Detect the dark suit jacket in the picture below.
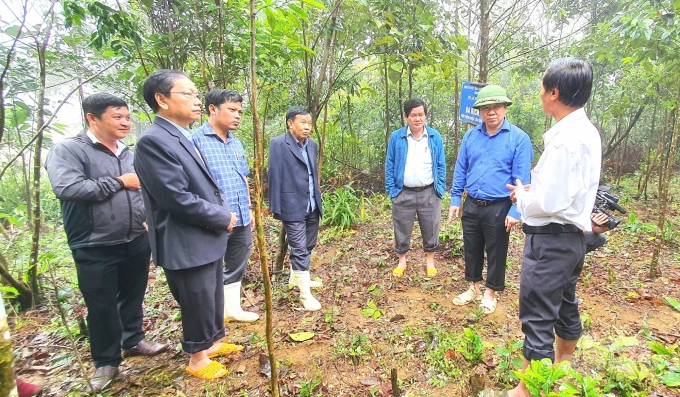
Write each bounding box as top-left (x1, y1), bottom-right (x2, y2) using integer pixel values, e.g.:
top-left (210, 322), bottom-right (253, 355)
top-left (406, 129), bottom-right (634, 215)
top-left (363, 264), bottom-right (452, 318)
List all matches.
top-left (135, 117), bottom-right (232, 271)
top-left (268, 132), bottom-right (323, 222)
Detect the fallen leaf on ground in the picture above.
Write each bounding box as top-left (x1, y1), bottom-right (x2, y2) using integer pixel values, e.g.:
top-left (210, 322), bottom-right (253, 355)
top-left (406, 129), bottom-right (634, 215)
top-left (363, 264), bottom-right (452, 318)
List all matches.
top-left (289, 332), bottom-right (315, 342)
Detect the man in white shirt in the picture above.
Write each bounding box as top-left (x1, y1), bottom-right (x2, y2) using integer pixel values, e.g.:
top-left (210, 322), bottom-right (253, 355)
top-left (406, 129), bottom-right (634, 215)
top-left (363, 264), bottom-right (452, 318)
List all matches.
top-left (506, 58), bottom-right (601, 397)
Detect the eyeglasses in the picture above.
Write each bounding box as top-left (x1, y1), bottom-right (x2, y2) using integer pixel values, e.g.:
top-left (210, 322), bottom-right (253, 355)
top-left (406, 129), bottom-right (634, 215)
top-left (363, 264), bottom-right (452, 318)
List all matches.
top-left (170, 91), bottom-right (203, 100)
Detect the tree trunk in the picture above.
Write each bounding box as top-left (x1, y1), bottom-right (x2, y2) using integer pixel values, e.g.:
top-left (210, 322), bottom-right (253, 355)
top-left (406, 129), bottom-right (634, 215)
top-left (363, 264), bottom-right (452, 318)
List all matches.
top-left (0, 292), bottom-right (18, 397)
top-left (398, 66), bottom-right (404, 127)
top-left (318, 102), bottom-right (329, 182)
top-left (249, 1), bottom-right (279, 395)
top-left (274, 228), bottom-right (287, 274)
top-left (384, 55), bottom-right (390, 148)
top-left (650, 85), bottom-right (680, 278)
top-left (0, 251), bottom-right (33, 310)
top-left (478, 0), bottom-right (489, 83)
top-left (638, 100), bottom-right (658, 194)
top-left (27, 28), bottom-right (52, 304)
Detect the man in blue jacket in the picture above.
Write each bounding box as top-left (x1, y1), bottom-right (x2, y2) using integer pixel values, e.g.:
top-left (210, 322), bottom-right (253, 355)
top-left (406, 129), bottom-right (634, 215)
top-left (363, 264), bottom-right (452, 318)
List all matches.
top-left (449, 85), bottom-right (533, 315)
top-left (385, 98), bottom-right (446, 278)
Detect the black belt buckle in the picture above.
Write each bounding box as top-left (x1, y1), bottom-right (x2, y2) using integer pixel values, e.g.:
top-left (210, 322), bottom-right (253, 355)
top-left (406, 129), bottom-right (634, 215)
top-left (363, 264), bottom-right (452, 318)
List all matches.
top-left (405, 183), bottom-right (432, 192)
top-left (475, 199), bottom-right (488, 206)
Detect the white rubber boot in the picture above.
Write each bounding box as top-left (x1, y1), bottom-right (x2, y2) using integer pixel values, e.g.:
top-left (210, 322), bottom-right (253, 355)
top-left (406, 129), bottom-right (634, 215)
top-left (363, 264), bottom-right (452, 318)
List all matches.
top-left (223, 282), bottom-right (259, 322)
top-left (291, 270), bottom-right (321, 311)
top-left (289, 267), bottom-right (323, 289)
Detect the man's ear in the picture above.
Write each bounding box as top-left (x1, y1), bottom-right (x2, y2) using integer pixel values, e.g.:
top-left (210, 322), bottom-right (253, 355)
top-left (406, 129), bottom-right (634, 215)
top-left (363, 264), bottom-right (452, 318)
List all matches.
top-left (551, 87), bottom-right (560, 101)
top-left (85, 113), bottom-right (97, 126)
top-left (155, 93), bottom-right (169, 110)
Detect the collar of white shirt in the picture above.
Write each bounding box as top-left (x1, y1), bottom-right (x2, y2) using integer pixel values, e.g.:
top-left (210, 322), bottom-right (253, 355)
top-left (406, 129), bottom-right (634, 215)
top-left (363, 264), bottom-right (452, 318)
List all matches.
top-left (406, 126), bottom-right (428, 140)
top-left (543, 108), bottom-right (588, 146)
top-left (86, 130), bottom-right (125, 157)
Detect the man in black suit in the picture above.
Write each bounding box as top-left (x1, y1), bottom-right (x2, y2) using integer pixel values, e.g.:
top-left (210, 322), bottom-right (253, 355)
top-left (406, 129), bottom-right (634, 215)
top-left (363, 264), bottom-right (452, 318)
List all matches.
top-left (135, 70), bottom-right (239, 379)
top-left (268, 106), bottom-right (323, 311)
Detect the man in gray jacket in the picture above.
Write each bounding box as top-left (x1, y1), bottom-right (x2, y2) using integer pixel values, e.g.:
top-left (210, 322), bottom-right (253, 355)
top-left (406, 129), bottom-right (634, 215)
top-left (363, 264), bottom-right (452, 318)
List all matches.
top-left (45, 93), bottom-right (167, 392)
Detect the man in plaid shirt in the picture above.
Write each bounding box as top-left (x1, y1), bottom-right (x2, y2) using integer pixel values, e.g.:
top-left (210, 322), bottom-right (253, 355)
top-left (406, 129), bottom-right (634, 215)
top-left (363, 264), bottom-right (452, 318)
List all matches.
top-left (192, 89), bottom-right (258, 322)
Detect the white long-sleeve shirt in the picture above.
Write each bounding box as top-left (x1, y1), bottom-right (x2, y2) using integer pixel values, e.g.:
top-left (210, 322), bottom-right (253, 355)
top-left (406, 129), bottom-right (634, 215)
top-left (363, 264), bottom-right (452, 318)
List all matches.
top-left (514, 108), bottom-right (601, 231)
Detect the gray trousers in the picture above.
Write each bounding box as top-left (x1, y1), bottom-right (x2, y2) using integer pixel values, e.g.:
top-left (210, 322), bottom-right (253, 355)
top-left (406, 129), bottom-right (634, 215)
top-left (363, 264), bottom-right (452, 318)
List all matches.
top-left (282, 210), bottom-right (320, 271)
top-left (391, 186), bottom-right (441, 254)
top-left (223, 224), bottom-right (253, 285)
top-left (519, 232), bottom-right (585, 362)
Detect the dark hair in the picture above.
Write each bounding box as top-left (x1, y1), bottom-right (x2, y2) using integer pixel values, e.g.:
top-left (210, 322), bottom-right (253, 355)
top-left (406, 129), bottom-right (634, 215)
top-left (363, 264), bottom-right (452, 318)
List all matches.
top-left (205, 89), bottom-right (243, 110)
top-left (142, 69), bottom-right (189, 113)
top-left (403, 98), bottom-right (428, 117)
top-left (82, 93), bottom-right (128, 126)
top-left (285, 106), bottom-right (310, 127)
top-left (542, 58), bottom-right (593, 108)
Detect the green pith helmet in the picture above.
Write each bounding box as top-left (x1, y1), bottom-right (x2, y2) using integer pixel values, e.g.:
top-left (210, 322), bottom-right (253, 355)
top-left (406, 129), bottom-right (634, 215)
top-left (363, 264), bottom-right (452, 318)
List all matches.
top-left (472, 85), bottom-right (513, 109)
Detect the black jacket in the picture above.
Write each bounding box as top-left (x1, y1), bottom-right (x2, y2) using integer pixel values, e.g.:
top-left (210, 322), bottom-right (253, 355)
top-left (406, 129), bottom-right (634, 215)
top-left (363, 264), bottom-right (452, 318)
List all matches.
top-left (45, 131), bottom-right (146, 249)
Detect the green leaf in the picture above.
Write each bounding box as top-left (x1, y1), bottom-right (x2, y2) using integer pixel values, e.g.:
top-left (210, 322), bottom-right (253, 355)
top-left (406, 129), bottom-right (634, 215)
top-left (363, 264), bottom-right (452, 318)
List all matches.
top-left (610, 336), bottom-right (638, 351)
top-left (289, 332), bottom-right (315, 342)
top-left (139, 0), bottom-right (153, 8)
top-left (648, 341), bottom-right (674, 356)
top-left (4, 26), bottom-right (20, 37)
top-left (299, 0), bottom-right (325, 9)
top-left (287, 3), bottom-right (309, 22)
top-left (660, 372), bottom-right (680, 387)
top-left (665, 296), bottom-right (680, 312)
top-left (0, 286), bottom-right (19, 298)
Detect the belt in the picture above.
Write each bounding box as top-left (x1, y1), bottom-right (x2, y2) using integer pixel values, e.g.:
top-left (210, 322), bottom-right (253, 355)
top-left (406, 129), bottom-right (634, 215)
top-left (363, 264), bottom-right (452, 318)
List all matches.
top-left (467, 196), bottom-right (510, 206)
top-left (403, 183), bottom-right (433, 192)
top-left (522, 223), bottom-right (581, 234)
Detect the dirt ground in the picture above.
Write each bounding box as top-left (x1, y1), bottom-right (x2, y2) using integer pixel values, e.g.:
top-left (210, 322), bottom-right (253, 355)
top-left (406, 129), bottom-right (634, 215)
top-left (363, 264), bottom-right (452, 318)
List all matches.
top-left (8, 193), bottom-right (680, 396)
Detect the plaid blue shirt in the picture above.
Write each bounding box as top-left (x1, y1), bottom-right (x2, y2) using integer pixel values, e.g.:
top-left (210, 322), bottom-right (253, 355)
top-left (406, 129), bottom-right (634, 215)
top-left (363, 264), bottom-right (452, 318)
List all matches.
top-left (192, 121), bottom-right (251, 226)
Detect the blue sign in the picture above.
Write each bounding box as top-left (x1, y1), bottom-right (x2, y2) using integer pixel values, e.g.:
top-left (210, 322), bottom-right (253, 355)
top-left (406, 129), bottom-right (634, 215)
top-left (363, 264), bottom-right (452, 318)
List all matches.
top-left (459, 81), bottom-right (482, 125)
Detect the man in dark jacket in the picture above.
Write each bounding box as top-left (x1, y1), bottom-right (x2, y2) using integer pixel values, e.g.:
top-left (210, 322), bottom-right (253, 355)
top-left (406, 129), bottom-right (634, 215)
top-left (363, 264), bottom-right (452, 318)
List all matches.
top-left (45, 93), bottom-right (167, 392)
top-left (135, 70), bottom-right (239, 380)
top-left (268, 106), bottom-right (323, 311)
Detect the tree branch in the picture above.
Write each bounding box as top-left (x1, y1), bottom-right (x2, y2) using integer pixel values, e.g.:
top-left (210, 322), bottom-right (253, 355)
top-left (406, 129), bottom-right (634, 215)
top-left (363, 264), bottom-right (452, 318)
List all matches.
top-left (0, 59), bottom-right (121, 179)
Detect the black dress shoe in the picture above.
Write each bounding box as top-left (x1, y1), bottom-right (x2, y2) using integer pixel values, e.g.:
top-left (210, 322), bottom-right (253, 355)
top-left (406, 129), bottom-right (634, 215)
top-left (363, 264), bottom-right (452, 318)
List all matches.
top-left (122, 339), bottom-right (168, 357)
top-left (90, 365), bottom-right (119, 392)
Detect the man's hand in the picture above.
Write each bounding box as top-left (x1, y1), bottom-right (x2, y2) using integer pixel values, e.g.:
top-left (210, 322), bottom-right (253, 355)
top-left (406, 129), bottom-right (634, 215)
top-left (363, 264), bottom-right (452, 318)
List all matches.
top-left (118, 173), bottom-right (140, 190)
top-left (506, 180), bottom-right (529, 203)
top-left (227, 212), bottom-right (237, 232)
top-left (505, 215), bottom-right (519, 232)
top-left (591, 212), bottom-right (610, 234)
top-left (448, 206), bottom-right (460, 222)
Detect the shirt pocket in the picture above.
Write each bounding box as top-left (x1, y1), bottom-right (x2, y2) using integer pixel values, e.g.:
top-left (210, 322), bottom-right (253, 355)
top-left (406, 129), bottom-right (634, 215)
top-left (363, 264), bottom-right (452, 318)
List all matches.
top-left (492, 143), bottom-right (514, 168)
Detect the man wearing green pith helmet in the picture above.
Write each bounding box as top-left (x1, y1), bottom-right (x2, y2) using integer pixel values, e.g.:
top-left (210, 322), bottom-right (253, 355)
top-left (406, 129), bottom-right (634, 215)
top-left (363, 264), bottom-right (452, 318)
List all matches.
top-left (448, 85), bottom-right (533, 315)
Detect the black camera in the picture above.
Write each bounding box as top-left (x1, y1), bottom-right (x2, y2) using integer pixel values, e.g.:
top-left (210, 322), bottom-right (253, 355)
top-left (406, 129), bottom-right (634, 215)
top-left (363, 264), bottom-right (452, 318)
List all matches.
top-left (593, 186), bottom-right (626, 230)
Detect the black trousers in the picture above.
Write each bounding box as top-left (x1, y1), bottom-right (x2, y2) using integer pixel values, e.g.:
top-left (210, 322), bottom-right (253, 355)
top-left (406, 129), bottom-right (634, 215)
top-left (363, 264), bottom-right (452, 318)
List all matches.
top-left (519, 232), bottom-right (586, 362)
top-left (461, 199), bottom-right (512, 291)
top-left (223, 224), bottom-right (253, 285)
top-left (164, 260), bottom-right (225, 353)
top-left (282, 210), bottom-right (320, 271)
top-left (72, 233), bottom-right (150, 368)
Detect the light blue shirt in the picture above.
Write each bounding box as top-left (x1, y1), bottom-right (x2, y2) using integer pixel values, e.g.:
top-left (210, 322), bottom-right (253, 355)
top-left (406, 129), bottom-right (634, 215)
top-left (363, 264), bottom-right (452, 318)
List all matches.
top-left (156, 115), bottom-right (192, 140)
top-left (297, 139), bottom-right (317, 212)
top-left (450, 118), bottom-right (533, 220)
